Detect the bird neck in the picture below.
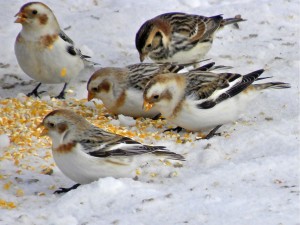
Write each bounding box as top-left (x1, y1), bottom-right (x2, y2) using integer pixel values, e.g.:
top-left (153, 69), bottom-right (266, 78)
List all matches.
top-left (20, 21), bottom-right (60, 41)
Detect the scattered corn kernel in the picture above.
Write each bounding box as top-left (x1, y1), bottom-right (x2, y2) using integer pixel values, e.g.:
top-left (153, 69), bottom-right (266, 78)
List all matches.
top-left (16, 189), bottom-right (24, 197)
top-left (135, 169), bottom-right (141, 176)
top-left (150, 173), bottom-right (157, 177)
top-left (3, 182), bottom-right (12, 190)
top-left (0, 199), bottom-right (16, 209)
top-left (41, 167), bottom-right (54, 175)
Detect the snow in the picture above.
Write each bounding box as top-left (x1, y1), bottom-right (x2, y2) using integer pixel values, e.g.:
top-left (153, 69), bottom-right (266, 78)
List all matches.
top-left (118, 115), bottom-right (136, 127)
top-left (0, 0), bottom-right (299, 224)
top-left (0, 134), bottom-right (10, 149)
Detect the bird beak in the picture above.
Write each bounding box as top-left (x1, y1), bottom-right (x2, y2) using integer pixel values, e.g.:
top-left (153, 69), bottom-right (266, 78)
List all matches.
top-left (14, 12), bottom-right (28, 24)
top-left (37, 123), bottom-right (48, 136)
top-left (143, 100), bottom-right (153, 111)
top-left (40, 127), bottom-right (49, 137)
top-left (139, 53), bottom-right (145, 62)
top-left (87, 92), bottom-right (95, 101)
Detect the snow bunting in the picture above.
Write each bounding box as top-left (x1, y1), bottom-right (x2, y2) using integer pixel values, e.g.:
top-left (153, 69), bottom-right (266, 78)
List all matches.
top-left (135, 12), bottom-right (245, 65)
top-left (143, 69), bottom-right (290, 132)
top-left (14, 2), bottom-right (96, 99)
top-left (87, 62), bottom-right (225, 118)
top-left (40, 109), bottom-right (184, 193)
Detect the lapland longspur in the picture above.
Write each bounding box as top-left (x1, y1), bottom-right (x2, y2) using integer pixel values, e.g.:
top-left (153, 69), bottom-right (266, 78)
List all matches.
top-left (136, 12), bottom-right (245, 65)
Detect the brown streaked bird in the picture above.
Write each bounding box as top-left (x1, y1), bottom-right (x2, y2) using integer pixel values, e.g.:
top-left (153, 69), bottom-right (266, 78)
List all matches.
top-left (135, 12), bottom-right (245, 65)
top-left (87, 62), bottom-right (226, 119)
top-left (14, 2), bottom-right (97, 99)
top-left (143, 69), bottom-right (290, 133)
top-left (40, 109), bottom-right (184, 193)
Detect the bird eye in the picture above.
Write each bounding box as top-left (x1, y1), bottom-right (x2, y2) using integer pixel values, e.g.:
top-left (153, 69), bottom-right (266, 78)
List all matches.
top-left (153, 95), bottom-right (159, 100)
top-left (92, 87), bottom-right (98, 92)
top-left (32, 10), bottom-right (38, 15)
top-left (48, 122), bottom-right (55, 128)
top-left (146, 43), bottom-right (152, 49)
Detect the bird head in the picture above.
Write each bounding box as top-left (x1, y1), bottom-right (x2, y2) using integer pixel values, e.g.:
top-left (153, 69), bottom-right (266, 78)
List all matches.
top-left (15, 2), bottom-right (60, 34)
top-left (143, 73), bottom-right (185, 112)
top-left (135, 19), bottom-right (169, 62)
top-left (39, 109), bottom-right (89, 147)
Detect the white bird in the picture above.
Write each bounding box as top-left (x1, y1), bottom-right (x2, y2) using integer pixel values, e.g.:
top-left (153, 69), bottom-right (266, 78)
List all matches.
top-left (14, 2), bottom-right (96, 99)
top-left (143, 69), bottom-right (290, 133)
top-left (40, 109), bottom-right (184, 193)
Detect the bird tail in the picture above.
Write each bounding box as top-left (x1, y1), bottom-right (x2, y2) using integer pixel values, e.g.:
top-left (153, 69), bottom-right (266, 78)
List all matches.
top-left (197, 69), bottom-right (265, 109)
top-left (82, 57), bottom-right (100, 67)
top-left (253, 82), bottom-right (291, 90)
top-left (153, 150), bottom-right (185, 161)
top-left (220, 69), bottom-right (265, 98)
top-left (221, 15), bottom-right (246, 28)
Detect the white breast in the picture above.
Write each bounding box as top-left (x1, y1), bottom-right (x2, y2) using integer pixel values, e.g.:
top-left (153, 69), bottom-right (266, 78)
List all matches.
top-left (15, 35), bottom-right (85, 84)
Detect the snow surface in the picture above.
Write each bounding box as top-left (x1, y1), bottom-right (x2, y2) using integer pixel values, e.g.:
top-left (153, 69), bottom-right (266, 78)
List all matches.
top-left (0, 0), bottom-right (299, 224)
top-left (0, 134), bottom-right (10, 149)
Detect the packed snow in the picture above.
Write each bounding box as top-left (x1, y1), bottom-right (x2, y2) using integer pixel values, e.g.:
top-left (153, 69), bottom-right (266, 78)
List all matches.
top-left (0, 0), bottom-right (299, 225)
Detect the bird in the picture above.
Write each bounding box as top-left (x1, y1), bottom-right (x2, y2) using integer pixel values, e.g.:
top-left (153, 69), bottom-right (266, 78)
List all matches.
top-left (143, 69), bottom-right (291, 134)
top-left (87, 61), bottom-right (227, 119)
top-left (135, 12), bottom-right (245, 65)
top-left (40, 109), bottom-right (184, 193)
top-left (14, 2), bottom-right (96, 99)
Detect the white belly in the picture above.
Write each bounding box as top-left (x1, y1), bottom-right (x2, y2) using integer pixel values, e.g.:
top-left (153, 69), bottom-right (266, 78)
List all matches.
top-left (52, 146), bottom-right (135, 184)
top-left (15, 37), bottom-right (84, 84)
top-left (167, 93), bottom-right (257, 132)
top-left (152, 41), bottom-right (212, 64)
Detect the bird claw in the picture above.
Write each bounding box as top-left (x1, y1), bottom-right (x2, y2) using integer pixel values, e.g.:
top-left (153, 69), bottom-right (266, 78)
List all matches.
top-left (27, 83), bottom-right (45, 98)
top-left (198, 125), bottom-right (222, 140)
top-left (54, 91), bottom-right (66, 99)
top-left (27, 90), bottom-right (46, 98)
top-left (54, 183), bottom-right (80, 194)
top-left (54, 83), bottom-right (68, 99)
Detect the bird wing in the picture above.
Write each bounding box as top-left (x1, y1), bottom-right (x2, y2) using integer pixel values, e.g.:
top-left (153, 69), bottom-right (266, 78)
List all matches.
top-left (59, 30), bottom-right (74, 45)
top-left (193, 69), bottom-right (265, 109)
top-left (185, 71), bottom-right (241, 101)
top-left (126, 63), bottom-right (184, 91)
top-left (59, 30), bottom-right (96, 64)
top-left (79, 126), bottom-right (184, 160)
top-left (164, 13), bottom-right (223, 46)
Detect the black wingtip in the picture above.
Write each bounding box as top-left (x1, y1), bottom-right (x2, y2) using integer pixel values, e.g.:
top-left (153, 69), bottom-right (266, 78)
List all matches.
top-left (245, 69), bottom-right (265, 81)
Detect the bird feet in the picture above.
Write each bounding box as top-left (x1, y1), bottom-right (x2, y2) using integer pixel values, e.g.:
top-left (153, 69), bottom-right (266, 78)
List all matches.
top-left (54, 91), bottom-right (66, 99)
top-left (27, 90), bottom-right (46, 98)
top-left (198, 125), bottom-right (223, 140)
top-left (27, 83), bottom-right (44, 98)
top-left (54, 183), bottom-right (81, 194)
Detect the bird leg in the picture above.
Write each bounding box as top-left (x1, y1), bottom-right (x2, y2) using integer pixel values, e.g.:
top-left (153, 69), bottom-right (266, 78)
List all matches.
top-left (55, 83), bottom-right (68, 99)
top-left (27, 83), bottom-right (44, 98)
top-left (54, 183), bottom-right (81, 194)
top-left (199, 125), bottom-right (222, 140)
